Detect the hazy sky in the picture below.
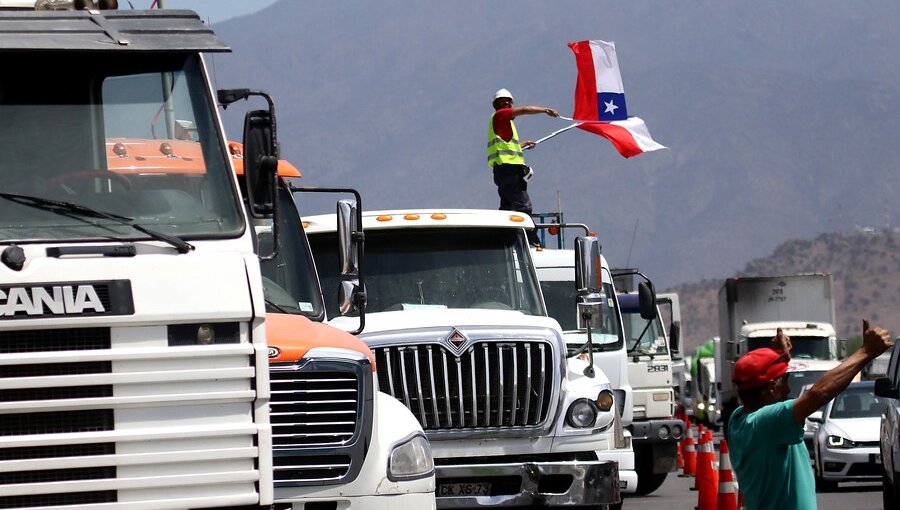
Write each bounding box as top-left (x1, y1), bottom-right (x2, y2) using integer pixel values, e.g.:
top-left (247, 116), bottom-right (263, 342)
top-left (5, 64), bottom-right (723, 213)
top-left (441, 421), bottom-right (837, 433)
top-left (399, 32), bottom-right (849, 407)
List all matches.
top-left (148, 0), bottom-right (278, 24)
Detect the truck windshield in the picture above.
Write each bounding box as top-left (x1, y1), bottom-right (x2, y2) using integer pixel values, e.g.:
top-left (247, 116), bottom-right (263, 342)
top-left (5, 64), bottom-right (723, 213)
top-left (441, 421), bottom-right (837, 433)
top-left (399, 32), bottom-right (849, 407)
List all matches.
top-left (0, 52), bottom-right (242, 243)
top-left (747, 335), bottom-right (831, 360)
top-left (254, 186), bottom-right (325, 320)
top-left (309, 227), bottom-right (544, 318)
top-left (622, 308), bottom-right (668, 356)
top-left (787, 370), bottom-right (827, 398)
top-left (542, 279), bottom-right (622, 349)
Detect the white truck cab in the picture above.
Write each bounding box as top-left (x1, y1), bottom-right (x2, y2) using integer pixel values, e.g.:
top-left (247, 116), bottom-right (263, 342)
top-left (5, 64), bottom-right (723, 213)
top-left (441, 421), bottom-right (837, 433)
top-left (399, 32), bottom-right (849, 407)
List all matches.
top-left (305, 209), bottom-right (623, 509)
top-left (0, 7), bottom-right (274, 509)
top-left (531, 247), bottom-right (637, 494)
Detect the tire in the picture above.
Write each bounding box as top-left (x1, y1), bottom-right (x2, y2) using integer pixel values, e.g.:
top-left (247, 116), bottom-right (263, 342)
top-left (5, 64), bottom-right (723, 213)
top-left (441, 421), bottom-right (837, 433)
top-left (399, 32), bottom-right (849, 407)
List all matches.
top-left (885, 470), bottom-right (898, 510)
top-left (634, 471), bottom-right (667, 496)
top-left (815, 474), bottom-right (838, 493)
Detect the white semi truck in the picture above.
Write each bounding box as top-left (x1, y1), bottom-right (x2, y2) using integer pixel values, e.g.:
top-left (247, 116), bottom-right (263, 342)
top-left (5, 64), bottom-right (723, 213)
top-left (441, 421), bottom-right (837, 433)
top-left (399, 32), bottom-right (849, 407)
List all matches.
top-left (612, 271), bottom-right (684, 495)
top-left (717, 274), bottom-right (840, 432)
top-left (530, 246), bottom-right (638, 494)
top-left (0, 5), bottom-right (275, 509)
top-left (305, 209), bottom-right (624, 509)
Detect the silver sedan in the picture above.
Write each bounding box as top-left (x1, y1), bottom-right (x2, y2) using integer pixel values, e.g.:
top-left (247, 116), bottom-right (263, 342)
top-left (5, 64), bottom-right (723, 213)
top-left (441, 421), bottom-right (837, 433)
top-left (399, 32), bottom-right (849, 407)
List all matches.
top-left (811, 381), bottom-right (883, 491)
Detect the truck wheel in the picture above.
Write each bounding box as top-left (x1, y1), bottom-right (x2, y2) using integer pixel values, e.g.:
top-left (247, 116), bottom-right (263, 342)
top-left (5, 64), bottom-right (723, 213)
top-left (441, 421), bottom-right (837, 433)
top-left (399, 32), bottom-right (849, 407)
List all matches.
top-left (634, 471), bottom-right (667, 496)
top-left (884, 470), bottom-right (898, 509)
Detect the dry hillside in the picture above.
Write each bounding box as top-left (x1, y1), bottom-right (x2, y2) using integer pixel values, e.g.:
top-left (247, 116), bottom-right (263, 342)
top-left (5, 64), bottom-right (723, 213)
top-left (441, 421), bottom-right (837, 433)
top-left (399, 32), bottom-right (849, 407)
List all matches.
top-left (668, 229), bottom-right (900, 354)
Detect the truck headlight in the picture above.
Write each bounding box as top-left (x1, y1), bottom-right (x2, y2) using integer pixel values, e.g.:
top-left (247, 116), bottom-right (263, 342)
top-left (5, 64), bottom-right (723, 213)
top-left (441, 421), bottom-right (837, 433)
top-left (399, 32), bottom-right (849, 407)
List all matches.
top-left (388, 434), bottom-right (434, 481)
top-left (566, 398), bottom-right (598, 428)
top-left (595, 390), bottom-right (614, 412)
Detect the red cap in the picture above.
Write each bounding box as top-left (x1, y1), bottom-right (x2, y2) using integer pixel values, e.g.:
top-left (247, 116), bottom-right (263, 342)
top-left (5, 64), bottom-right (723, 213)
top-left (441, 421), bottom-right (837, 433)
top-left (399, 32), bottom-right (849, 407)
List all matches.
top-left (733, 348), bottom-right (790, 390)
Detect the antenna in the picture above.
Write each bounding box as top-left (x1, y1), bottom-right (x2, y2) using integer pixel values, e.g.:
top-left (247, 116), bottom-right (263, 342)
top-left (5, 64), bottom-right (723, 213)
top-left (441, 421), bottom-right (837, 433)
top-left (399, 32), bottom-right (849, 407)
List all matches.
top-left (625, 217), bottom-right (639, 267)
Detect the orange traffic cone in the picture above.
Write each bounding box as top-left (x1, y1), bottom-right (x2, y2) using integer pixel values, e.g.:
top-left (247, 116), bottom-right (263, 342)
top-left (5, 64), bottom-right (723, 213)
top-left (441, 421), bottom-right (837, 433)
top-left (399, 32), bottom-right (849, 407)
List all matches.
top-left (697, 432), bottom-right (719, 510)
top-left (677, 419), bottom-right (687, 469)
top-left (717, 440), bottom-right (737, 510)
top-left (682, 434), bottom-right (697, 477)
top-left (692, 431), bottom-right (710, 490)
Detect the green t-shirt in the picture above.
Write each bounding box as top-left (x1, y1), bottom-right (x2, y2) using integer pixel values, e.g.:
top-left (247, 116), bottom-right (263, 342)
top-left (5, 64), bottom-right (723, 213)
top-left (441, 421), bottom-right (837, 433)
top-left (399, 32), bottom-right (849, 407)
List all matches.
top-left (726, 400), bottom-right (816, 510)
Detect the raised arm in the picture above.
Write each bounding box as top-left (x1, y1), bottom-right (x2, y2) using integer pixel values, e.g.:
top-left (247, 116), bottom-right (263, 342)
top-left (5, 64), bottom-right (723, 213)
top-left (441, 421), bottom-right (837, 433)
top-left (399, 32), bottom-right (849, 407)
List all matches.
top-left (792, 319), bottom-right (892, 424)
top-left (510, 106), bottom-right (559, 119)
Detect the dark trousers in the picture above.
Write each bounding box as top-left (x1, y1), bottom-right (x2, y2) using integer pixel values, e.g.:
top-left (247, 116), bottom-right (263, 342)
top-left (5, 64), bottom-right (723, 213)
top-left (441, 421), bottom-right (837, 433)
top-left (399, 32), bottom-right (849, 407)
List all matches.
top-left (493, 164), bottom-right (540, 246)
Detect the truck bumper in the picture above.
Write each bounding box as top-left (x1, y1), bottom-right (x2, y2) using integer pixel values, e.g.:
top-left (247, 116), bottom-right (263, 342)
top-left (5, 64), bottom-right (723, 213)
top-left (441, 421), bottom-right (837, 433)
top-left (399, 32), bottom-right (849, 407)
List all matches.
top-left (434, 458), bottom-right (620, 508)
top-left (629, 418), bottom-right (683, 474)
top-left (276, 492), bottom-right (436, 510)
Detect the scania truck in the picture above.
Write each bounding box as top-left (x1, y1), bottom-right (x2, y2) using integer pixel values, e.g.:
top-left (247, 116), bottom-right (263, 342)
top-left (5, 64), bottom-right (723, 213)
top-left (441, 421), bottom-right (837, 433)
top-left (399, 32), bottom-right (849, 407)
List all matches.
top-left (305, 209), bottom-right (623, 509)
top-left (0, 5), bottom-right (278, 509)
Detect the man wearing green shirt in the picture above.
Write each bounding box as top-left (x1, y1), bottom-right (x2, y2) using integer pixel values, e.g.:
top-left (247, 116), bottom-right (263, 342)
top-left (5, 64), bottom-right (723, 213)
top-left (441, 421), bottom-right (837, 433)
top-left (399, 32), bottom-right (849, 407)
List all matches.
top-left (727, 321), bottom-right (891, 510)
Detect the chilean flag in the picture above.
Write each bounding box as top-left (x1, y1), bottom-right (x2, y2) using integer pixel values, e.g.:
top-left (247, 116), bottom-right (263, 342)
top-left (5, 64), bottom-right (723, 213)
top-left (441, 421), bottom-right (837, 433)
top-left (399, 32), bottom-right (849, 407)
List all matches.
top-left (568, 40), bottom-right (665, 158)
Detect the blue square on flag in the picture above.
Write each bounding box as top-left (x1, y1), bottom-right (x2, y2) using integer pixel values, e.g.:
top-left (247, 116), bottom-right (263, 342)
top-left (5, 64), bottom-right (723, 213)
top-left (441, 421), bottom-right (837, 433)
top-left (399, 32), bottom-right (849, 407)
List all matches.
top-left (597, 92), bottom-right (628, 121)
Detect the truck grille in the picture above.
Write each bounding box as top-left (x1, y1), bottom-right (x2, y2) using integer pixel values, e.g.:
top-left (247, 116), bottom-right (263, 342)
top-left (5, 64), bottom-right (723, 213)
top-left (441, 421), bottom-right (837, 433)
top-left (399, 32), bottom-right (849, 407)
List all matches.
top-left (0, 328), bottom-right (116, 509)
top-left (270, 358), bottom-right (373, 487)
top-left (374, 340), bottom-right (556, 432)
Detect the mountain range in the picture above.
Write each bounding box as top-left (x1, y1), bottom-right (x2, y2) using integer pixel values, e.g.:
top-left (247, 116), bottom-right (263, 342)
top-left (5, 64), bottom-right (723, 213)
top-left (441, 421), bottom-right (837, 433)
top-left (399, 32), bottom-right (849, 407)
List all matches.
top-left (206, 0), bottom-right (900, 289)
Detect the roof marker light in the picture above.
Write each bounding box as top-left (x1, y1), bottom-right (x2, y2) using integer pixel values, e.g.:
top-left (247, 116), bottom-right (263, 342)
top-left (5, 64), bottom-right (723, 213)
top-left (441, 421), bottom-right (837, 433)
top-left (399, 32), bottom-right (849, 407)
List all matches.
top-left (404, 214), bottom-right (420, 220)
top-left (376, 215), bottom-right (393, 222)
top-left (431, 213), bottom-right (447, 220)
top-left (509, 215), bottom-right (525, 222)
top-left (112, 143), bottom-right (127, 157)
top-left (302, 221), bottom-right (310, 229)
top-left (159, 142), bottom-right (174, 157)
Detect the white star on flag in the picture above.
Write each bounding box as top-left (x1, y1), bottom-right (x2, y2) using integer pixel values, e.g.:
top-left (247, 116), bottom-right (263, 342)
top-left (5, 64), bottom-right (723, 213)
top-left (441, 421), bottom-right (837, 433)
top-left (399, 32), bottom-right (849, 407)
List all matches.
top-left (604, 100), bottom-right (619, 115)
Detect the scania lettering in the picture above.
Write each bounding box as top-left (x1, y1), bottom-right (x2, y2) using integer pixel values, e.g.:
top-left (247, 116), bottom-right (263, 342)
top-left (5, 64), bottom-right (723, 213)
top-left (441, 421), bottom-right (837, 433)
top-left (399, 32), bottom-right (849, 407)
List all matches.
top-left (0, 5), bottom-right (276, 509)
top-left (306, 209), bottom-right (622, 509)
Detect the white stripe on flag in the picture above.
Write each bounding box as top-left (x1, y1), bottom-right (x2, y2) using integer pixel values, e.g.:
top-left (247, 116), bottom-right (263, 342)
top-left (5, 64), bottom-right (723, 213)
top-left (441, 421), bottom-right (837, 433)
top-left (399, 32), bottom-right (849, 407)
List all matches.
top-left (590, 40), bottom-right (624, 94)
top-left (612, 117), bottom-right (666, 152)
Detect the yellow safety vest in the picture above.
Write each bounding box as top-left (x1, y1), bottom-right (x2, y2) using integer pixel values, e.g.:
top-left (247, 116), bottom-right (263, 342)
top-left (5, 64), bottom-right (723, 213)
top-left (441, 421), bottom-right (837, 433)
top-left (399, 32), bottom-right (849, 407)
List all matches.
top-left (487, 113), bottom-right (525, 167)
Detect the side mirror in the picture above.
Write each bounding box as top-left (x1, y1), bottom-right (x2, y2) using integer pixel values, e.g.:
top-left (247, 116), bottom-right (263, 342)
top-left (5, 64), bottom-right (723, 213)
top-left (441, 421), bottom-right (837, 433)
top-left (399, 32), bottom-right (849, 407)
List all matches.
top-left (242, 109), bottom-right (278, 218)
top-left (807, 411), bottom-right (824, 424)
top-left (670, 321), bottom-right (681, 354)
top-left (574, 236), bottom-right (601, 292)
top-left (339, 279), bottom-right (362, 316)
top-left (638, 281), bottom-right (657, 320)
top-left (336, 199), bottom-right (360, 276)
top-left (875, 377), bottom-right (896, 399)
top-left (577, 300), bottom-right (603, 331)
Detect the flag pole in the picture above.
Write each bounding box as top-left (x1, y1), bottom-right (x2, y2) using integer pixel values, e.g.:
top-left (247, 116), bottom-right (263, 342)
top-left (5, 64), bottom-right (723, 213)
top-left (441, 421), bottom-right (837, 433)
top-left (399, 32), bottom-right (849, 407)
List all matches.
top-left (526, 122), bottom-right (582, 149)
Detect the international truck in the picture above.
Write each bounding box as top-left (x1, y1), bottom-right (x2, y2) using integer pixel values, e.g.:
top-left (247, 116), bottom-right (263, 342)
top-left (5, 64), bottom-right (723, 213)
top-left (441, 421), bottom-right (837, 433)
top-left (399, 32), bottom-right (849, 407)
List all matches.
top-left (530, 246), bottom-right (637, 494)
top-left (717, 274), bottom-right (840, 432)
top-left (0, 5), bottom-right (276, 509)
top-left (227, 144), bottom-right (436, 508)
top-left (305, 209), bottom-right (623, 509)
top-left (612, 272), bottom-right (684, 495)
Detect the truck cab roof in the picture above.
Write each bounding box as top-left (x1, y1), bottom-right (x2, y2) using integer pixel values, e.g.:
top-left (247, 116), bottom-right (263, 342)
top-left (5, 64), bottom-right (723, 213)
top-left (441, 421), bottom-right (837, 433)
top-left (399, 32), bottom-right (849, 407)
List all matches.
top-left (740, 321), bottom-right (836, 337)
top-left (0, 9), bottom-right (228, 52)
top-left (303, 208), bottom-right (535, 233)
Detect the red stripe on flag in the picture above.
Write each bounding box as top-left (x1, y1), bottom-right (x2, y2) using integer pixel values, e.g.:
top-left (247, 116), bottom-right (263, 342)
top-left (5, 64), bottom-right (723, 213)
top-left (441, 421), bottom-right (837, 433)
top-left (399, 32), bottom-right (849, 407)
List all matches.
top-left (577, 122), bottom-right (643, 158)
top-left (568, 41), bottom-right (599, 121)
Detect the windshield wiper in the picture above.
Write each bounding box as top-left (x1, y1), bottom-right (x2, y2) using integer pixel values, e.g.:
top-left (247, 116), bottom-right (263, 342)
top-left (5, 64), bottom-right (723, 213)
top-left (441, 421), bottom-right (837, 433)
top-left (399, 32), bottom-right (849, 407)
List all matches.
top-left (0, 192), bottom-right (194, 254)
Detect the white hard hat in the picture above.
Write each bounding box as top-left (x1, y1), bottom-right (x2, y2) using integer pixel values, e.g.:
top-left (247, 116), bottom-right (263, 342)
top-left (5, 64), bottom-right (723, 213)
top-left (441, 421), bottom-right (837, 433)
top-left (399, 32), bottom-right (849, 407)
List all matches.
top-left (494, 88), bottom-right (514, 101)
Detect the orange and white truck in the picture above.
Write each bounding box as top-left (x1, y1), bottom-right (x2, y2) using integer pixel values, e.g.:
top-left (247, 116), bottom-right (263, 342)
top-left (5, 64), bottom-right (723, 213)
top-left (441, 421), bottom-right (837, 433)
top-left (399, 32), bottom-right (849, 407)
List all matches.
top-left (229, 144), bottom-right (436, 509)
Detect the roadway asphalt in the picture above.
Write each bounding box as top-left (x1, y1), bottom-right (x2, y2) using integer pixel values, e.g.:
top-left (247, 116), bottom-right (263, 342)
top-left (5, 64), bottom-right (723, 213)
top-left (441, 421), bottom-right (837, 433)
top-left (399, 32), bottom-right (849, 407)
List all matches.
top-left (624, 469), bottom-right (883, 510)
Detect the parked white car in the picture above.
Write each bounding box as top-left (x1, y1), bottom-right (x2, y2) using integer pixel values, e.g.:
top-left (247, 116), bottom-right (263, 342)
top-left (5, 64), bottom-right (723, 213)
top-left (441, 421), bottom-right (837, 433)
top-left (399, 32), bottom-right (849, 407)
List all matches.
top-left (811, 381), bottom-right (884, 490)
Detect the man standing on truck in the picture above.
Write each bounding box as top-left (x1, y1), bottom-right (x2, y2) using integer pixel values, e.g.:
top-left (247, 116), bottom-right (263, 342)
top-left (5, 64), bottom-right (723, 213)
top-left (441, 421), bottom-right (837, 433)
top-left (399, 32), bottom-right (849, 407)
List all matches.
top-left (487, 88), bottom-right (558, 247)
top-left (726, 320), bottom-right (892, 510)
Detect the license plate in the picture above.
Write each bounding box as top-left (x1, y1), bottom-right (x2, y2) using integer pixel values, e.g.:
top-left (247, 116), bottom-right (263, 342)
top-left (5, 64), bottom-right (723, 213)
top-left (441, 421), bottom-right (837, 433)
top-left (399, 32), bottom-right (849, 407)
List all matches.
top-left (872, 453), bottom-right (882, 465)
top-left (437, 482), bottom-right (491, 497)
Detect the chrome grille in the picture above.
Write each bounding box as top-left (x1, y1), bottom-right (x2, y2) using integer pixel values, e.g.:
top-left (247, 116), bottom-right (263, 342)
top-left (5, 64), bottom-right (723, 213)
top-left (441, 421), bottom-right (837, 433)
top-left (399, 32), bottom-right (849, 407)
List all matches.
top-left (269, 359), bottom-right (371, 486)
top-left (375, 340), bottom-right (555, 431)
